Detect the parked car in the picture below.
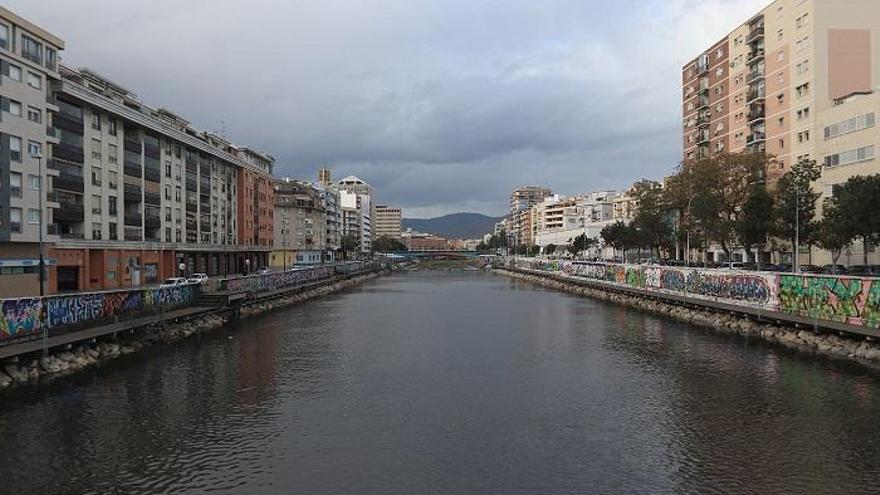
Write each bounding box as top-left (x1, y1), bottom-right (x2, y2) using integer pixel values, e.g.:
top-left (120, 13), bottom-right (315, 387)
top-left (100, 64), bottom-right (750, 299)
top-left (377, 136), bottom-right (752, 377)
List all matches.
top-left (799, 264), bottom-right (822, 274)
top-left (722, 262), bottom-right (745, 270)
top-left (257, 267), bottom-right (270, 275)
top-left (846, 265), bottom-right (880, 277)
top-left (187, 273), bottom-right (209, 284)
top-left (821, 264), bottom-right (847, 275)
top-left (160, 277), bottom-right (189, 288)
top-left (772, 263), bottom-right (793, 273)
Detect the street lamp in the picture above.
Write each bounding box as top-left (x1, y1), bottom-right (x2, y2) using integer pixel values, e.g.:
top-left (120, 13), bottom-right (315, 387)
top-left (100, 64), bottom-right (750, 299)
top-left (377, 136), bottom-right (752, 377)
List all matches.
top-left (32, 150), bottom-right (48, 356)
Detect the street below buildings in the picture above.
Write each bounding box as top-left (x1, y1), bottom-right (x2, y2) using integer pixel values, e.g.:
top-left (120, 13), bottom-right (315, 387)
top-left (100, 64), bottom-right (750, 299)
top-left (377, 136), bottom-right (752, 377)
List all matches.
top-left (2, 272), bottom-right (879, 494)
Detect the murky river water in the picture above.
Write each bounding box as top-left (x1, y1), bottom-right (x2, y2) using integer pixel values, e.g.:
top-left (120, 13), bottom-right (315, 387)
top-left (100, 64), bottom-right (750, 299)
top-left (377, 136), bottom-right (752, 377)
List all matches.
top-left (1, 272), bottom-right (879, 494)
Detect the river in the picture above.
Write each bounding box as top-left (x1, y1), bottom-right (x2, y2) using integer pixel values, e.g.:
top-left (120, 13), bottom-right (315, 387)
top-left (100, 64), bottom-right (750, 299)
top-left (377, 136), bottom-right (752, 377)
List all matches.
top-left (1, 272), bottom-right (879, 494)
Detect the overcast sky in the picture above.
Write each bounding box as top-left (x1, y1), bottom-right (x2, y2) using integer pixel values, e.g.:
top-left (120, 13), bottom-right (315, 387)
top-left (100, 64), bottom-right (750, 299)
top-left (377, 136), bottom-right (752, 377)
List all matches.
top-left (10, 0), bottom-right (766, 218)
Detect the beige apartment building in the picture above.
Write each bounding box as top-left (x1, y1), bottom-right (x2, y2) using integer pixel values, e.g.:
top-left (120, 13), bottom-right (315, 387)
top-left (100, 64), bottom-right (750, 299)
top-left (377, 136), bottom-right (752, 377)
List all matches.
top-left (683, 0), bottom-right (880, 265)
top-left (374, 204), bottom-right (401, 240)
top-left (271, 178), bottom-right (327, 267)
top-left (0, 7), bottom-right (64, 297)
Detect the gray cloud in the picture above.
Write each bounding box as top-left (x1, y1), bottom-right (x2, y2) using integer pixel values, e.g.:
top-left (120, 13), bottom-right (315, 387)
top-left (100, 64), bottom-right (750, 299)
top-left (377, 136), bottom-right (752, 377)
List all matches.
top-left (9, 0), bottom-right (767, 217)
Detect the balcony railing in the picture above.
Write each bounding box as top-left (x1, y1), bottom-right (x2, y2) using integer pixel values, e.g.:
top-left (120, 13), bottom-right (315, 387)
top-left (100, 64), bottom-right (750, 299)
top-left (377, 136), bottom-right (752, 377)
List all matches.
top-left (748, 48), bottom-right (765, 63)
top-left (124, 213), bottom-right (143, 226)
top-left (747, 89), bottom-right (765, 102)
top-left (746, 25), bottom-right (764, 44)
top-left (54, 175), bottom-right (85, 193)
top-left (746, 132), bottom-right (766, 145)
top-left (60, 232), bottom-right (85, 240)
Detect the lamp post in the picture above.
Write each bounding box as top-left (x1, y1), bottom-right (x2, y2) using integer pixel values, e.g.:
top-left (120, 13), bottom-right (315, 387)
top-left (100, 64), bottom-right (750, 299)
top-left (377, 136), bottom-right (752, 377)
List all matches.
top-left (794, 186), bottom-right (800, 273)
top-left (32, 150), bottom-right (47, 356)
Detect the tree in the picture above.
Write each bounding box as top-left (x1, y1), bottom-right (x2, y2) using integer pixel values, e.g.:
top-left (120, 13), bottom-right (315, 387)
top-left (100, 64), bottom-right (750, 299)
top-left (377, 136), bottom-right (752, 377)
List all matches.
top-left (568, 233), bottom-right (596, 256)
top-left (666, 152), bottom-right (768, 263)
top-left (735, 185), bottom-right (774, 268)
top-left (528, 245), bottom-right (541, 257)
top-left (773, 158), bottom-right (821, 264)
top-left (545, 243), bottom-right (557, 255)
top-left (373, 235), bottom-right (406, 252)
top-left (824, 174), bottom-right (880, 266)
top-left (516, 244), bottom-right (528, 255)
top-left (340, 233), bottom-right (360, 260)
top-left (630, 179), bottom-right (669, 257)
top-left (814, 199), bottom-right (851, 266)
top-left (476, 241), bottom-right (488, 252)
top-left (601, 221), bottom-right (638, 262)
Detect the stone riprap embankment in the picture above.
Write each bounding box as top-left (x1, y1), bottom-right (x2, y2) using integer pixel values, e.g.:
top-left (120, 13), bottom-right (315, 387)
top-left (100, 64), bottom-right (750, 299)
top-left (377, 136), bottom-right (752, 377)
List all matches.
top-left (0, 272), bottom-right (380, 390)
top-left (498, 268), bottom-right (880, 365)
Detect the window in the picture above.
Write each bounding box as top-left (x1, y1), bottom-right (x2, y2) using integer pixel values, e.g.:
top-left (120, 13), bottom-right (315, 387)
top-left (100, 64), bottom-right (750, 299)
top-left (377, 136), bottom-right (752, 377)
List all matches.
top-left (92, 195), bottom-right (102, 215)
top-left (29, 175), bottom-right (41, 191)
top-left (778, 116), bottom-right (785, 127)
top-left (91, 167), bottom-right (102, 187)
top-left (108, 196), bottom-right (118, 216)
top-left (91, 113), bottom-right (101, 131)
top-left (165, 185), bottom-right (171, 200)
top-left (6, 99), bottom-right (21, 117)
top-left (108, 222), bottom-right (117, 240)
top-left (108, 143), bottom-right (118, 164)
top-left (796, 83), bottom-right (810, 98)
top-left (777, 93), bottom-right (785, 104)
top-left (92, 223), bottom-right (102, 240)
top-left (21, 35), bottom-right (42, 65)
top-left (45, 47), bottom-right (56, 71)
top-left (7, 63), bottom-right (21, 81)
top-left (108, 171), bottom-right (118, 190)
top-left (175, 164), bottom-right (181, 181)
top-left (9, 172), bottom-right (22, 198)
top-left (91, 138), bottom-right (102, 160)
top-left (796, 60), bottom-right (810, 75)
top-left (9, 135), bottom-right (21, 162)
top-left (824, 145), bottom-right (875, 168)
top-left (165, 161), bottom-right (172, 177)
top-left (26, 71), bottom-right (41, 89)
top-left (9, 208), bottom-right (21, 233)
top-left (27, 106), bottom-right (41, 123)
top-left (165, 207), bottom-right (172, 221)
top-left (777, 51), bottom-right (784, 62)
top-left (797, 107), bottom-right (810, 120)
top-left (108, 119), bottom-right (117, 136)
top-left (175, 185), bottom-right (182, 201)
top-left (777, 29), bottom-right (784, 40)
top-left (27, 141), bottom-right (41, 157)
top-left (779, 138), bottom-right (785, 149)
top-left (797, 130), bottom-right (810, 143)
top-left (0, 24), bottom-right (8, 50)
top-left (28, 209), bottom-right (40, 225)
top-left (825, 113), bottom-right (875, 140)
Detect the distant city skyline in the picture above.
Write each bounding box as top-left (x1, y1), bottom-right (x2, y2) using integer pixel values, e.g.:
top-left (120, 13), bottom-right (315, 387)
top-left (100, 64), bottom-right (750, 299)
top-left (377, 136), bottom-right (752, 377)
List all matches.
top-left (6, 0), bottom-right (768, 217)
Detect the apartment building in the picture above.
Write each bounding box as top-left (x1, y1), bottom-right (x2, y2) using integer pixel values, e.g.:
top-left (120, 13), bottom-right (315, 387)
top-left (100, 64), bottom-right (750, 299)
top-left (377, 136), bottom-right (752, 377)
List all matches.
top-left (271, 177), bottom-right (326, 267)
top-left (374, 204), bottom-right (401, 240)
top-left (338, 176), bottom-right (373, 256)
top-left (683, 0), bottom-right (880, 264)
top-left (0, 7), bottom-right (63, 297)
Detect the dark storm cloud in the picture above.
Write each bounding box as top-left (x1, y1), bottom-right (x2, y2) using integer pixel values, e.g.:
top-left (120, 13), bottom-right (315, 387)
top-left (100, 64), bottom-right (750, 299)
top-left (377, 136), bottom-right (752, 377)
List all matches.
top-left (9, 0), bottom-right (767, 217)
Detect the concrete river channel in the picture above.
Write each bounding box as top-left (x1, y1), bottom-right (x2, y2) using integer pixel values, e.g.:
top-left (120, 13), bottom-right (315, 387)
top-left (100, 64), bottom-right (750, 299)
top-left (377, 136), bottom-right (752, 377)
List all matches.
top-left (1, 272), bottom-right (879, 494)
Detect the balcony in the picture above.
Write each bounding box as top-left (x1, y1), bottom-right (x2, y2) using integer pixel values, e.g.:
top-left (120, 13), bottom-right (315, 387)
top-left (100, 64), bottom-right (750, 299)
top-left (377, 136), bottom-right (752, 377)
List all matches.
top-left (60, 232), bottom-right (85, 240)
top-left (144, 191), bottom-right (161, 205)
top-left (696, 131), bottom-right (710, 144)
top-left (186, 202), bottom-right (198, 213)
top-left (696, 114), bottom-right (710, 127)
top-left (746, 68), bottom-right (764, 84)
top-left (746, 132), bottom-right (766, 146)
top-left (123, 163), bottom-right (142, 178)
top-left (748, 48), bottom-right (765, 64)
top-left (747, 103), bottom-right (765, 122)
top-left (697, 95), bottom-right (710, 109)
top-left (124, 213), bottom-right (142, 226)
top-left (747, 88), bottom-right (765, 103)
top-left (53, 142), bottom-right (85, 164)
top-left (54, 174), bottom-right (85, 193)
top-left (145, 216), bottom-right (162, 229)
top-left (124, 230), bottom-right (143, 242)
top-left (200, 222), bottom-right (212, 232)
top-left (746, 25), bottom-right (764, 44)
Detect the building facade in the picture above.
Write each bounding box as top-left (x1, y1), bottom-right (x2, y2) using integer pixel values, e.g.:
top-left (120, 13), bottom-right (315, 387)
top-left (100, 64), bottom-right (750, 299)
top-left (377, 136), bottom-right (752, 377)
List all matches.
top-left (271, 177), bottom-right (326, 267)
top-left (682, 0), bottom-right (880, 265)
top-left (0, 7), bottom-right (64, 297)
top-left (374, 204), bottom-right (401, 240)
top-left (338, 176), bottom-right (373, 256)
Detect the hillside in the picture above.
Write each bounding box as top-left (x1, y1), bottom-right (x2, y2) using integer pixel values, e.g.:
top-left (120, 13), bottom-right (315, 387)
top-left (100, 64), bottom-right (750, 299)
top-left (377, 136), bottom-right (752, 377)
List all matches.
top-left (402, 213), bottom-right (502, 240)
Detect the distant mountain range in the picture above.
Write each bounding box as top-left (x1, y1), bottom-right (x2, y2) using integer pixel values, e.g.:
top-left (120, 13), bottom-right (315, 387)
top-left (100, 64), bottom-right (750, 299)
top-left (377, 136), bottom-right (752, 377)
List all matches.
top-left (402, 213), bottom-right (502, 240)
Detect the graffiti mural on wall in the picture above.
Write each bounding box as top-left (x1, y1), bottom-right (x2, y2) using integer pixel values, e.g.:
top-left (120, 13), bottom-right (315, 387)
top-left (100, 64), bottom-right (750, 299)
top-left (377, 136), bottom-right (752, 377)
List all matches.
top-left (779, 275), bottom-right (880, 328)
top-left (0, 298), bottom-right (43, 340)
top-left (223, 266), bottom-right (337, 295)
top-left (515, 258), bottom-right (879, 330)
top-left (0, 285), bottom-right (198, 344)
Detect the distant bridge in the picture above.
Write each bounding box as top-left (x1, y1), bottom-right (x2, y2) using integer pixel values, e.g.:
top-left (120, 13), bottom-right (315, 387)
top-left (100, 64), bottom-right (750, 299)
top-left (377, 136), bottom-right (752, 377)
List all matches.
top-left (377, 251), bottom-right (484, 260)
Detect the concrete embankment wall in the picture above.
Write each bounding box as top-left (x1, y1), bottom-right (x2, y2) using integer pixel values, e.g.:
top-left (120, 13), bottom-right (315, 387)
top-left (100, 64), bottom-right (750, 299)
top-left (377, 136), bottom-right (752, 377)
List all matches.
top-left (0, 267), bottom-right (382, 390)
top-left (498, 266), bottom-right (880, 364)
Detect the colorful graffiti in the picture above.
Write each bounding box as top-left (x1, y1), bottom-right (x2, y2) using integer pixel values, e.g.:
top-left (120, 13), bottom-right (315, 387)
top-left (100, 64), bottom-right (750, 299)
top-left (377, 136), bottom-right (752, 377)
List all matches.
top-left (223, 266), bottom-right (337, 294)
top-left (779, 275), bottom-right (880, 328)
top-left (0, 284), bottom-right (198, 344)
top-left (514, 258), bottom-right (880, 330)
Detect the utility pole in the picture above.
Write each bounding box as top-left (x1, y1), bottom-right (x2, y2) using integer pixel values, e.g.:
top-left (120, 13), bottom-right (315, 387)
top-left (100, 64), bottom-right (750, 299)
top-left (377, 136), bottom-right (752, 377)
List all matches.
top-left (33, 151), bottom-right (47, 357)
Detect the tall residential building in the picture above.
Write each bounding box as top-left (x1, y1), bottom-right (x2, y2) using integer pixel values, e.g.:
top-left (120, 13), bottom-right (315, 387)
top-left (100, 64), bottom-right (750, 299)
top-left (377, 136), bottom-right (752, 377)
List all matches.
top-left (317, 167), bottom-right (332, 188)
top-left (0, 7), bottom-right (64, 297)
top-left (374, 205), bottom-right (402, 240)
top-left (509, 186), bottom-right (551, 247)
top-left (271, 177), bottom-right (326, 266)
top-left (338, 176), bottom-right (374, 256)
top-left (682, 0), bottom-right (880, 264)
